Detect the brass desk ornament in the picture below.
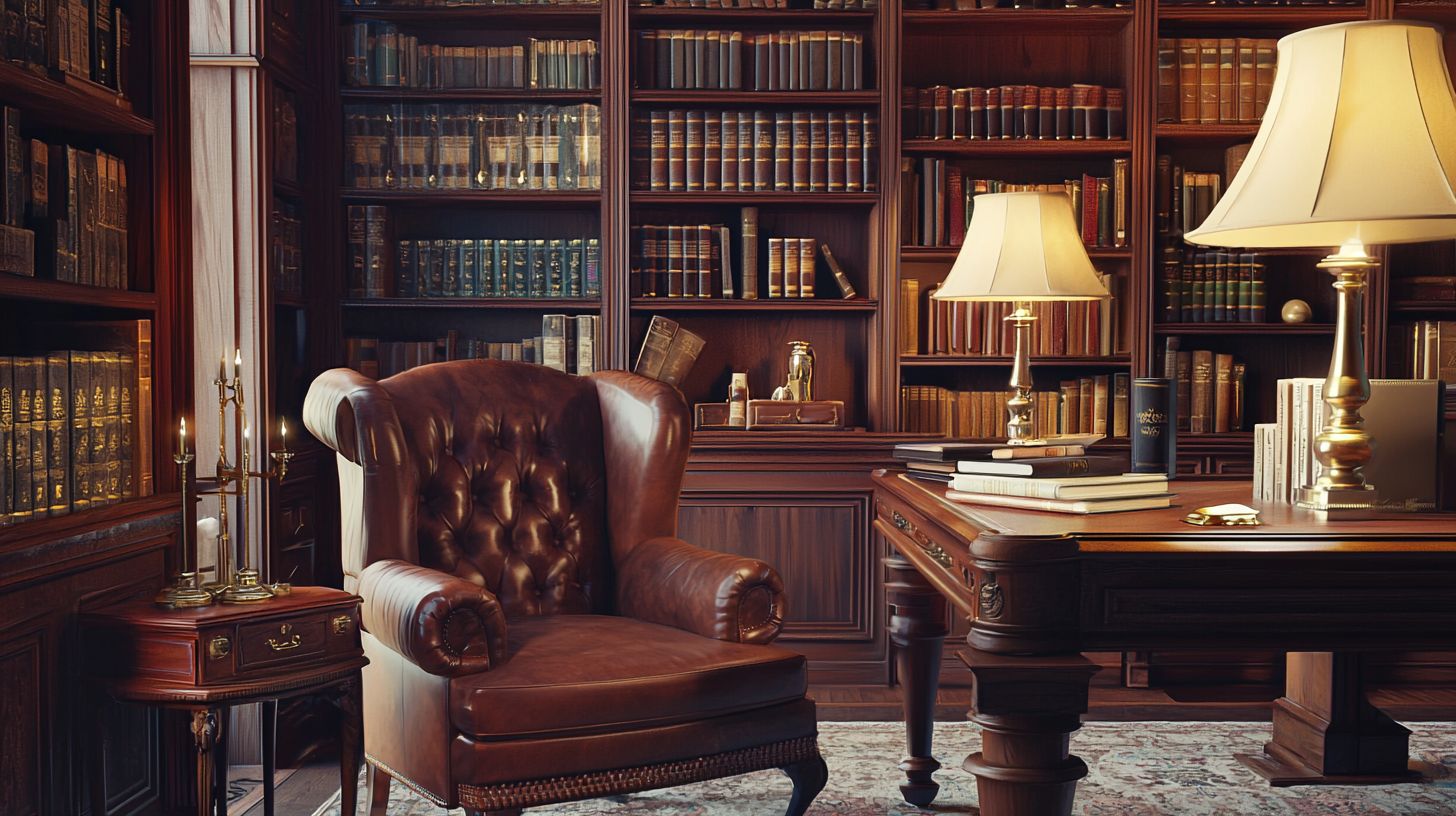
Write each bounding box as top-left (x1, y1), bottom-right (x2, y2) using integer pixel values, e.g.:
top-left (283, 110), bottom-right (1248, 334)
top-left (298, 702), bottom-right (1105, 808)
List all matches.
top-left (1182, 503), bottom-right (1262, 527)
top-left (771, 341), bottom-right (814, 402)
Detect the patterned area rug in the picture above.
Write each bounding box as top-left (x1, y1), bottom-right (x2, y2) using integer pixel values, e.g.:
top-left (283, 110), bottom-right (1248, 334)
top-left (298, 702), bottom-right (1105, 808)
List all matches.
top-left (311, 721), bottom-right (1456, 815)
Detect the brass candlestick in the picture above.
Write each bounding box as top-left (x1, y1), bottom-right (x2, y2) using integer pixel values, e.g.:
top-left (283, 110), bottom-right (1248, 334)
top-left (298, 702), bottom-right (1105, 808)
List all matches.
top-left (199, 350), bottom-right (294, 604)
top-left (1004, 302), bottom-right (1039, 445)
top-left (155, 419), bottom-right (213, 608)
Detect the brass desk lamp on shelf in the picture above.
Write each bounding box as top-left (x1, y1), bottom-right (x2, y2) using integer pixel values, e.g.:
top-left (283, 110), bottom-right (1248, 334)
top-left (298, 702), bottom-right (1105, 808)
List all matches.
top-left (932, 190), bottom-right (1110, 445)
top-left (1187, 21), bottom-right (1456, 518)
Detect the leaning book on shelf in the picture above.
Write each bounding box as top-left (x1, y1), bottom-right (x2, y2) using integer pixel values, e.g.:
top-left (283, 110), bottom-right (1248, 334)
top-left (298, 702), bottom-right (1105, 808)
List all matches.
top-left (633, 315), bottom-right (706, 389)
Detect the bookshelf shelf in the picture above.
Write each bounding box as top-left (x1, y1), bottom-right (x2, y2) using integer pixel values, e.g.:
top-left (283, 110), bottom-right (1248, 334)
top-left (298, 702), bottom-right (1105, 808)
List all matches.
top-left (336, 6), bottom-right (604, 28)
top-left (629, 90), bottom-right (880, 106)
top-left (341, 298), bottom-right (602, 310)
top-left (631, 192), bottom-right (878, 205)
top-left (339, 190), bottom-right (602, 207)
top-left (0, 61), bottom-right (152, 135)
top-left (274, 293), bottom-right (309, 309)
top-left (901, 8), bottom-right (1134, 34)
top-left (899, 355), bottom-right (1132, 368)
top-left (339, 88), bottom-right (603, 102)
top-left (1155, 6), bottom-right (1369, 28)
top-left (901, 247), bottom-right (1132, 262)
top-left (630, 298), bottom-right (878, 312)
top-left (1155, 123), bottom-right (1262, 143)
top-left (0, 494), bottom-right (179, 551)
top-left (0, 273), bottom-right (158, 311)
top-left (1389, 301), bottom-right (1456, 313)
top-left (901, 139), bottom-right (1132, 158)
top-left (630, 8), bottom-right (874, 26)
top-left (1153, 323), bottom-right (1336, 335)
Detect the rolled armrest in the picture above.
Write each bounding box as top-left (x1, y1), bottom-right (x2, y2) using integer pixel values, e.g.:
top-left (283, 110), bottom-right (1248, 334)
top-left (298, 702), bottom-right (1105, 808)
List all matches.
top-left (357, 559), bottom-right (508, 677)
top-left (616, 537), bottom-right (785, 645)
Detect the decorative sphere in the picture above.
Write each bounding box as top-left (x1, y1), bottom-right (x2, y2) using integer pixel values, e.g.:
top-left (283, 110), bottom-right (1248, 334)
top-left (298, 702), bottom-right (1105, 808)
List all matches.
top-left (1281, 299), bottom-right (1312, 324)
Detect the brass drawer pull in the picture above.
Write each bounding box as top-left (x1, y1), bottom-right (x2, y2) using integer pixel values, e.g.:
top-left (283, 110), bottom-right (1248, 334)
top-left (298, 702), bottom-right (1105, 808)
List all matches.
top-left (267, 635), bottom-right (302, 651)
top-left (889, 509), bottom-right (955, 570)
top-left (332, 615), bottom-right (352, 635)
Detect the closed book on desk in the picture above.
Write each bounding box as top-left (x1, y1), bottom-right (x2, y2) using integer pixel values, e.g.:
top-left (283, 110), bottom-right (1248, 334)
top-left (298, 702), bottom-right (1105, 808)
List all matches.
top-left (893, 441), bottom-right (1084, 463)
top-left (949, 472), bottom-right (1167, 500)
top-left (956, 455), bottom-right (1127, 478)
top-left (943, 491), bottom-right (1173, 515)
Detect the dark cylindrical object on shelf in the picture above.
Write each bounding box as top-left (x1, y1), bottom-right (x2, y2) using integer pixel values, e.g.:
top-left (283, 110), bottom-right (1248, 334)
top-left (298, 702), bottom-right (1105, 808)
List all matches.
top-left (1132, 377), bottom-right (1176, 477)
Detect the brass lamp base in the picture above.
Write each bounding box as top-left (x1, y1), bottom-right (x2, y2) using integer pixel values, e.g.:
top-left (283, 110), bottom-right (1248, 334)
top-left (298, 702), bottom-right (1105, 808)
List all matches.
top-left (155, 573), bottom-right (215, 608)
top-left (221, 568), bottom-right (276, 604)
top-left (1003, 302), bottom-right (1044, 446)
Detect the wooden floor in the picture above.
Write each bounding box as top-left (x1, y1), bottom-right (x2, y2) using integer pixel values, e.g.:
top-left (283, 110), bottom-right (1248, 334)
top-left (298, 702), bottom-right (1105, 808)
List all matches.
top-left (242, 683), bottom-right (1456, 816)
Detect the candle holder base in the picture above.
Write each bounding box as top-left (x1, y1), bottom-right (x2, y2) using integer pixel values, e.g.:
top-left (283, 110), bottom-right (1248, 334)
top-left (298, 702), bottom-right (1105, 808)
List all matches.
top-left (221, 568), bottom-right (276, 604)
top-left (1296, 485), bottom-right (1380, 521)
top-left (155, 573), bottom-right (215, 608)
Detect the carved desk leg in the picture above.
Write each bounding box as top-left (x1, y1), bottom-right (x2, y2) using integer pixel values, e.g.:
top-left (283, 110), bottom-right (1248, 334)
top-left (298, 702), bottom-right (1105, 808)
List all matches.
top-left (959, 648), bottom-right (1098, 816)
top-left (885, 549), bottom-right (949, 807)
top-left (1237, 652), bottom-right (1420, 786)
top-left (340, 676), bottom-right (364, 816)
top-left (262, 700), bottom-right (278, 816)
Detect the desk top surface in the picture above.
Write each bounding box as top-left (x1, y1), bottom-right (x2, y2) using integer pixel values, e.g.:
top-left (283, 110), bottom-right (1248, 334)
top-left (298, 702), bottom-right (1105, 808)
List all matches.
top-left (875, 472), bottom-right (1456, 552)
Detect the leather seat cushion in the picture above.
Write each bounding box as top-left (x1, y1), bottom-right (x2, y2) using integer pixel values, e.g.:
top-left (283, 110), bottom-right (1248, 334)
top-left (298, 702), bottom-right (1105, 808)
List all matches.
top-left (449, 615), bottom-right (807, 740)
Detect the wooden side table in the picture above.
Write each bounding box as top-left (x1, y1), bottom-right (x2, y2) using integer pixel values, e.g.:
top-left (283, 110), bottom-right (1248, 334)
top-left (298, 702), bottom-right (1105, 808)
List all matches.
top-left (80, 587), bottom-right (368, 816)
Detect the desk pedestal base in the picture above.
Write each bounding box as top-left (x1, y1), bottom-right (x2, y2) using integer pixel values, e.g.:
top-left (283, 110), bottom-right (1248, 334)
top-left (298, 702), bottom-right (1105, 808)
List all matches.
top-left (1237, 652), bottom-right (1421, 788)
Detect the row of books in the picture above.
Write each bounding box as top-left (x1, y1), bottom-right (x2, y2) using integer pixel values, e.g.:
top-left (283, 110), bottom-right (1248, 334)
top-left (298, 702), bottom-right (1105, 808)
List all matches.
top-left (3, 0), bottom-right (131, 96)
top-left (911, 282), bottom-right (1124, 358)
top-left (347, 316), bottom-right (603, 380)
top-left (1157, 158), bottom-right (1235, 245)
top-left (635, 30), bottom-right (866, 92)
top-left (907, 1), bottom-right (1128, 8)
top-left (0, 349), bottom-right (144, 524)
top-left (1156, 38), bottom-right (1277, 125)
top-left (385, 237), bottom-right (600, 299)
top-left (633, 109), bottom-right (879, 193)
top-left (1159, 1), bottom-right (1361, 6)
top-left (899, 378), bottom-right (1131, 439)
top-left (637, 0), bottom-right (878, 7)
top-left (1396, 321), bottom-right (1456, 382)
top-left (906, 85), bottom-right (1126, 142)
top-left (1158, 251), bottom-right (1269, 324)
top-left (343, 103), bottom-right (602, 191)
top-left (345, 23), bottom-right (600, 90)
top-left (272, 200), bottom-right (303, 296)
top-left (1392, 276), bottom-right (1456, 303)
top-left (2, 113), bottom-right (131, 289)
top-left (904, 162), bottom-right (1128, 249)
top-left (1158, 338), bottom-right (1247, 434)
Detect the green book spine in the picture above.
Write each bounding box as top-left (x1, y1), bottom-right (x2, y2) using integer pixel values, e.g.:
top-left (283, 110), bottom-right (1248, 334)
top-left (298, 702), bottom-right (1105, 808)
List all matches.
top-left (68, 350), bottom-right (89, 515)
top-left (1189, 253), bottom-right (1205, 323)
top-left (547, 238), bottom-right (564, 297)
top-left (510, 239), bottom-right (528, 296)
top-left (459, 239), bottom-right (476, 298)
top-left (119, 351), bottom-right (133, 499)
top-left (529, 238), bottom-right (548, 297)
top-left (12, 357), bottom-right (34, 520)
top-left (1250, 253), bottom-right (1267, 323)
top-left (442, 238), bottom-right (460, 297)
top-left (45, 352), bottom-right (69, 516)
top-left (566, 238), bottom-right (583, 298)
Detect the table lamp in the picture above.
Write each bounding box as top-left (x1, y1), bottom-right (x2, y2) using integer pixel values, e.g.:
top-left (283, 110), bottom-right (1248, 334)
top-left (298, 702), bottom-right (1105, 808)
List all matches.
top-left (932, 191), bottom-right (1110, 444)
top-left (1186, 21), bottom-right (1456, 516)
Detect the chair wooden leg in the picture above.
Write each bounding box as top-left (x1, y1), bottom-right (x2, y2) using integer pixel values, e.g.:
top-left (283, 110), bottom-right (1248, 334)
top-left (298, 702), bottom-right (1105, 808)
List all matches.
top-left (782, 755), bottom-right (829, 816)
top-left (365, 765), bottom-right (390, 816)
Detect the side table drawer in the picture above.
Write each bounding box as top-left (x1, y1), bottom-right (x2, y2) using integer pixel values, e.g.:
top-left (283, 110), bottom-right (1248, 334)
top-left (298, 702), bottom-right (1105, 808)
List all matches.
top-left (239, 616), bottom-right (328, 669)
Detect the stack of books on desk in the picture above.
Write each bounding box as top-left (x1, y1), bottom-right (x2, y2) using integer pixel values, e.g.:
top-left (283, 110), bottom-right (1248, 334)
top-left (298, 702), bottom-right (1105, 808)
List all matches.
top-left (893, 441), bottom-right (1172, 514)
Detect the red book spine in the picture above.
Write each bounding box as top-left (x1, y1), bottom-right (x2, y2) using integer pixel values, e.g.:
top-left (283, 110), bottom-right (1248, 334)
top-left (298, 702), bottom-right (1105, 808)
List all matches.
top-left (1080, 172), bottom-right (1099, 246)
top-left (947, 167), bottom-right (965, 247)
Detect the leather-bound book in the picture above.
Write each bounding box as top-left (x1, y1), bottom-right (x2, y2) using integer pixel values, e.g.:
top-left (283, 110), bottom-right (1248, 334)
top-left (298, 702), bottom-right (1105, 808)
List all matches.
top-left (969, 87), bottom-right (987, 140)
top-left (637, 30), bottom-right (657, 89)
top-left (809, 111), bottom-right (829, 192)
top-left (1218, 38), bottom-right (1236, 123)
top-left (1157, 39), bottom-right (1177, 122)
top-left (653, 225), bottom-right (670, 297)
top-left (631, 110), bottom-right (652, 190)
top-left (1112, 158), bottom-right (1128, 247)
top-left (827, 111), bottom-right (846, 193)
top-left (1079, 377), bottom-right (1093, 432)
top-left (685, 110), bottom-right (705, 192)
top-left (667, 109), bottom-right (686, 191)
top-left (1190, 349), bottom-right (1214, 434)
top-left (1253, 39), bottom-right (1277, 121)
top-left (917, 87), bottom-right (935, 139)
top-left (1080, 172), bottom-right (1098, 245)
top-left (752, 110), bottom-right (774, 191)
top-left (737, 112), bottom-right (755, 190)
top-left (696, 224), bottom-right (713, 298)
top-left (1112, 372), bottom-right (1130, 438)
top-left (771, 111), bottom-right (791, 192)
top-left (985, 87), bottom-right (1001, 140)
top-left (629, 225), bottom-right (643, 298)
top-left (657, 326), bottom-right (706, 388)
top-left (1198, 38), bottom-right (1219, 123)
top-left (808, 30), bottom-right (827, 90)
top-left (1070, 85), bottom-right (1090, 140)
top-left (1178, 38), bottom-right (1199, 123)
top-left (798, 237), bottom-right (816, 298)
top-left (791, 111), bottom-right (810, 192)
top-left (947, 168), bottom-right (965, 247)
top-left (633, 315), bottom-right (679, 380)
top-left (752, 34), bottom-right (770, 91)
top-left (1051, 87), bottom-right (1069, 140)
top-left (949, 90), bottom-right (972, 139)
top-left (1038, 87), bottom-right (1056, 140)
top-left (1106, 88), bottom-right (1125, 140)
top-left (0, 358), bottom-right (12, 517)
top-left (845, 113), bottom-right (862, 192)
top-left (1131, 378), bottom-right (1174, 476)
top-left (347, 206), bottom-right (367, 297)
top-left (767, 237), bottom-right (784, 298)
top-left (667, 225), bottom-right (685, 297)
top-left (784, 238), bottom-right (800, 298)
top-left (719, 111), bottom-right (738, 191)
top-left (703, 109), bottom-right (721, 191)
top-left (1092, 374), bottom-right (1109, 435)
top-left (740, 207), bottom-right (759, 299)
top-left (669, 29), bottom-right (687, 89)
top-left (820, 243), bottom-right (855, 299)
top-left (704, 31), bottom-right (720, 90)
top-left (1235, 252), bottom-right (1252, 322)
top-left (726, 31), bottom-right (742, 90)
top-left (1214, 353), bottom-right (1234, 433)
top-left (1020, 85), bottom-right (1038, 139)
top-left (862, 112), bottom-right (878, 192)
top-left (999, 85), bottom-right (1017, 139)
top-left (934, 85), bottom-right (951, 139)
top-left (1086, 85), bottom-right (1107, 141)
top-left (779, 32), bottom-right (795, 91)
top-left (1237, 40), bottom-right (1258, 123)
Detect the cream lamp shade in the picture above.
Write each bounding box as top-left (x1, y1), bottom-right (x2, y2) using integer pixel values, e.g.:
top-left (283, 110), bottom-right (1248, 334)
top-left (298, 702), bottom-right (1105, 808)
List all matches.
top-left (1186, 21), bottom-right (1456, 248)
top-left (933, 191), bottom-right (1109, 301)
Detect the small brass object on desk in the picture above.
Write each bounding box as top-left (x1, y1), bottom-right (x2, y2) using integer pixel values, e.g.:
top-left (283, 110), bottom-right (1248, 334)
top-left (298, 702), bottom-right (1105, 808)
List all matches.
top-left (1182, 503), bottom-right (1261, 527)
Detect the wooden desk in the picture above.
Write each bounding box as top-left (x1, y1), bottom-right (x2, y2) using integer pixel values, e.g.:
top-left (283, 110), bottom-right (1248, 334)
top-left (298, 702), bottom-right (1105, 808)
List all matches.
top-left (79, 587), bottom-right (367, 816)
top-left (872, 473), bottom-right (1456, 816)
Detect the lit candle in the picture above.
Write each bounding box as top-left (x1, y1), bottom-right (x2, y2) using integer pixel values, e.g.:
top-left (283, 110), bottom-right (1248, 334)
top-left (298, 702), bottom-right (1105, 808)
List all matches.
top-left (179, 416), bottom-right (186, 456)
top-left (279, 418), bottom-right (288, 450)
top-left (218, 355), bottom-right (226, 383)
top-left (234, 349), bottom-right (242, 381)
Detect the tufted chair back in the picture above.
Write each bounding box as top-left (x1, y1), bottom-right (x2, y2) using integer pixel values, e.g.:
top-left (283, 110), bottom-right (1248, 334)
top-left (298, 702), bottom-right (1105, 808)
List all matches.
top-left (305, 360), bottom-right (691, 619)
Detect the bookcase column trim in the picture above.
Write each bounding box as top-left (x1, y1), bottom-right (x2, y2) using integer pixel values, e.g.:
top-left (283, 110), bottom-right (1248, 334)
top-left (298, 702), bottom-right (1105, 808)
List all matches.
top-left (603, 2), bottom-right (630, 371)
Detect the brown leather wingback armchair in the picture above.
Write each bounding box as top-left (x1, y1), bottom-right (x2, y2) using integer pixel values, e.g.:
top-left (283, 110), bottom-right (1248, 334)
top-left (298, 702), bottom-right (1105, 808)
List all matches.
top-left (303, 361), bottom-right (826, 816)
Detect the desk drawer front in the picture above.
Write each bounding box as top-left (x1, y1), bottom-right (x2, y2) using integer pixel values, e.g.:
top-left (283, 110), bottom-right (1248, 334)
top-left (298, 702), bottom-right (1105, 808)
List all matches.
top-left (239, 616), bottom-right (328, 668)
